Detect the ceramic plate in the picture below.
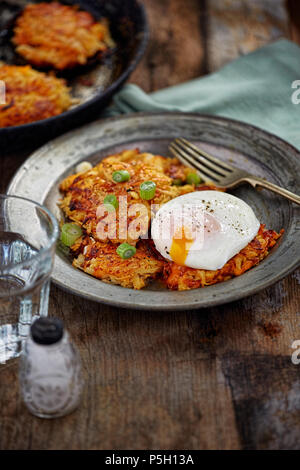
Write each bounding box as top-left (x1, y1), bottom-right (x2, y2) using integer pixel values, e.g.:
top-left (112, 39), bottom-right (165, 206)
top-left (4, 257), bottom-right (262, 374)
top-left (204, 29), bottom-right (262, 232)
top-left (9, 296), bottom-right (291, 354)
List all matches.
top-left (7, 113), bottom-right (300, 310)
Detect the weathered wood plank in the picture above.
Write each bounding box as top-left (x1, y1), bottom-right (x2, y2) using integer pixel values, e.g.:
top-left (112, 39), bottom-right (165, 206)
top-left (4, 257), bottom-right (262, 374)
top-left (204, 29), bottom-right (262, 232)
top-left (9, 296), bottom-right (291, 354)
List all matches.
top-left (1, 268), bottom-right (299, 449)
top-left (1, 0), bottom-right (300, 451)
top-left (129, 0), bottom-right (206, 92)
top-left (206, 0), bottom-right (288, 72)
top-left (130, 0), bottom-right (290, 93)
top-left (286, 0), bottom-right (300, 45)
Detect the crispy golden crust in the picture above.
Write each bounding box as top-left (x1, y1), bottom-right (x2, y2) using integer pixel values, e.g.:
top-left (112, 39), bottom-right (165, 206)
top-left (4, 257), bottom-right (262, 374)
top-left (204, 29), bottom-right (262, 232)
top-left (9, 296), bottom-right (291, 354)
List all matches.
top-left (0, 64), bottom-right (72, 127)
top-left (71, 225), bottom-right (283, 291)
top-left (59, 150), bottom-right (283, 291)
top-left (59, 149), bottom-right (197, 245)
top-left (13, 2), bottom-right (115, 70)
top-left (71, 237), bottom-right (164, 290)
top-left (162, 225), bottom-right (284, 290)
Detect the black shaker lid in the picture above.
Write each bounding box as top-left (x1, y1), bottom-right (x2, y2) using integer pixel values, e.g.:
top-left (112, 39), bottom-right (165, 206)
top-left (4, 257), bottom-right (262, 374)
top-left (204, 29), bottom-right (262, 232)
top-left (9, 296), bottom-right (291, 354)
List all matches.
top-left (31, 317), bottom-right (64, 345)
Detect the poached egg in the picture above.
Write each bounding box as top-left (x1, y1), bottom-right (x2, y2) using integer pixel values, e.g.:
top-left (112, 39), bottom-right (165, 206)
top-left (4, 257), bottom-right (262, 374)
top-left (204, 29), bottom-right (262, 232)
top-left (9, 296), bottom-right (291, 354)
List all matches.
top-left (151, 191), bottom-right (260, 271)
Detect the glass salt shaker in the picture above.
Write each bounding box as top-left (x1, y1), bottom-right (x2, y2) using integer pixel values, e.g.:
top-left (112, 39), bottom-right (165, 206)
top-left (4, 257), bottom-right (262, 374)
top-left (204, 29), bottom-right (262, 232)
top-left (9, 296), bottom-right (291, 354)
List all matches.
top-left (19, 317), bottom-right (84, 418)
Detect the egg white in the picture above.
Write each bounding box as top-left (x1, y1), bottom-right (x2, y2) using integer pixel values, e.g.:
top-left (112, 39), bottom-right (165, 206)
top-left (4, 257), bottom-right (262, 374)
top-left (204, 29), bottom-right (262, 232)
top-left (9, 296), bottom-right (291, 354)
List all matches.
top-left (151, 191), bottom-right (260, 270)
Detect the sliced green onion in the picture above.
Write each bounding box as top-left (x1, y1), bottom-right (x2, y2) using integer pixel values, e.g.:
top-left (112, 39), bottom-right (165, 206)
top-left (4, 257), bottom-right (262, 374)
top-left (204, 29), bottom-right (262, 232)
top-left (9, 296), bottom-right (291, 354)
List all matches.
top-left (139, 180), bottom-right (156, 200)
top-left (61, 223), bottom-right (82, 247)
top-left (58, 240), bottom-right (70, 257)
top-left (112, 170), bottom-right (130, 183)
top-left (103, 203), bottom-right (116, 213)
top-left (172, 178), bottom-right (183, 186)
top-left (116, 243), bottom-right (136, 259)
top-left (186, 172), bottom-right (202, 185)
top-left (104, 194), bottom-right (118, 209)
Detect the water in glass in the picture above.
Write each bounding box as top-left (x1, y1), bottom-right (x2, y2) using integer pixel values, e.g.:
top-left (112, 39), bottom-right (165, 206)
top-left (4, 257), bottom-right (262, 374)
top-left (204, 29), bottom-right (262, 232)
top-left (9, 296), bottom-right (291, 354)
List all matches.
top-left (0, 195), bottom-right (58, 364)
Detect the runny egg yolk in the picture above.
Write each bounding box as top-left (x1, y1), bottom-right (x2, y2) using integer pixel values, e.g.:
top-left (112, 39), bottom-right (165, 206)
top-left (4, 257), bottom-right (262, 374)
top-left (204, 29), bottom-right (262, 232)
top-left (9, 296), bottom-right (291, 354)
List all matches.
top-left (169, 213), bottom-right (222, 266)
top-left (170, 226), bottom-right (194, 266)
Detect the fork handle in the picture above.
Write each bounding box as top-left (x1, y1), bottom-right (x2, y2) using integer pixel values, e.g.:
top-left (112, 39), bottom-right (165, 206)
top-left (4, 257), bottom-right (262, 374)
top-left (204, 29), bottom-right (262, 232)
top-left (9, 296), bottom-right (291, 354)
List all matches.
top-left (244, 176), bottom-right (300, 205)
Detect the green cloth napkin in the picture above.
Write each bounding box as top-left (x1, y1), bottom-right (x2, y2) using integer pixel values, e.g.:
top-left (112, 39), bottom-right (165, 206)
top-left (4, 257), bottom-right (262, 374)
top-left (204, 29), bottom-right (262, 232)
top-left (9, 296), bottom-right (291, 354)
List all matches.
top-left (105, 39), bottom-right (300, 150)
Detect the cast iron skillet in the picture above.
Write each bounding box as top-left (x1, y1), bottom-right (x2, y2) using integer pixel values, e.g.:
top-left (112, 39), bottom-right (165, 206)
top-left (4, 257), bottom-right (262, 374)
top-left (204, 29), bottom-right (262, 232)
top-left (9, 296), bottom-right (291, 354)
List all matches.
top-left (0, 0), bottom-right (149, 151)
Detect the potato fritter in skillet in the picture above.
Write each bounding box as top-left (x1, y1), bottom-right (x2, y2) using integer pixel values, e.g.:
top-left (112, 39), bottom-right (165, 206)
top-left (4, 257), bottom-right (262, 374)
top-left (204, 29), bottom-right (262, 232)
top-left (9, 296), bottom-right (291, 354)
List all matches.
top-left (13, 2), bottom-right (115, 70)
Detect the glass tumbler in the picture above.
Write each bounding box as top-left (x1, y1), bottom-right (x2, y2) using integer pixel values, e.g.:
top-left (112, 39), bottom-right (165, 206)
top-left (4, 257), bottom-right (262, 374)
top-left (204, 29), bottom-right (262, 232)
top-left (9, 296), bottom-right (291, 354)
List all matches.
top-left (0, 194), bottom-right (59, 365)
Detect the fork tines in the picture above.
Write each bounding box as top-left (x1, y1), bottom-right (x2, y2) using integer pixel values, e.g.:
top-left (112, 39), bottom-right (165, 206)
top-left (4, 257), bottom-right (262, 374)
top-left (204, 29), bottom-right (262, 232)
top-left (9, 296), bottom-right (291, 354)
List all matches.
top-left (169, 137), bottom-right (233, 183)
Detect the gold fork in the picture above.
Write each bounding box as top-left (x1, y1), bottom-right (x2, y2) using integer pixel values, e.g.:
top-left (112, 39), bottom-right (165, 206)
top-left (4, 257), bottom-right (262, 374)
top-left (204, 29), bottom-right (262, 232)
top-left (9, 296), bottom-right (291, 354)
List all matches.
top-left (169, 138), bottom-right (300, 205)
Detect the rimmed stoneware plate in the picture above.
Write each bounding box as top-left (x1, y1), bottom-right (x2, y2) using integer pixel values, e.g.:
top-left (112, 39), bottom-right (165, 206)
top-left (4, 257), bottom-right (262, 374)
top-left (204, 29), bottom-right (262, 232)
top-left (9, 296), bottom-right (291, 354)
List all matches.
top-left (7, 113), bottom-right (300, 310)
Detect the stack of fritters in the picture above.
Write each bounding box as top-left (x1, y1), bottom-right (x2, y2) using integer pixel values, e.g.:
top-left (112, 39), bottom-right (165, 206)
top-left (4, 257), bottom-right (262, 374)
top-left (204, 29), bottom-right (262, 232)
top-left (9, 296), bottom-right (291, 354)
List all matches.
top-left (59, 149), bottom-right (283, 290)
top-left (60, 149), bottom-right (195, 288)
top-left (60, 149), bottom-right (196, 245)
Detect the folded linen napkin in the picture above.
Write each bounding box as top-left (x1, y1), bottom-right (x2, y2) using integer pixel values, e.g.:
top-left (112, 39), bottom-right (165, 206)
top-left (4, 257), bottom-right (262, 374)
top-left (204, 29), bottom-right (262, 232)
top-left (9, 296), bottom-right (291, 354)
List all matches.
top-left (105, 39), bottom-right (300, 150)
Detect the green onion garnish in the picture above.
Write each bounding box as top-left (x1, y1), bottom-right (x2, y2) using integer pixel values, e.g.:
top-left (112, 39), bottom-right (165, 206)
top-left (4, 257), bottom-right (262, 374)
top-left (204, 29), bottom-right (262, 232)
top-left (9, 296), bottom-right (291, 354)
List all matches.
top-left (116, 243), bottom-right (137, 259)
top-left (139, 180), bottom-right (156, 200)
top-left (103, 203), bottom-right (116, 213)
top-left (172, 178), bottom-right (183, 186)
top-left (61, 223), bottom-right (82, 247)
top-left (104, 194), bottom-right (118, 209)
top-left (186, 172), bottom-right (202, 185)
top-left (112, 170), bottom-right (130, 183)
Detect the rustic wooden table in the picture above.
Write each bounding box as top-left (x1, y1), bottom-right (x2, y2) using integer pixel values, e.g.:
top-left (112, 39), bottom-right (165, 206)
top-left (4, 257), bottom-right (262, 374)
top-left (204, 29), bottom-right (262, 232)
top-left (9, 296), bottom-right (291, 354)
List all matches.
top-left (1, 0), bottom-right (300, 450)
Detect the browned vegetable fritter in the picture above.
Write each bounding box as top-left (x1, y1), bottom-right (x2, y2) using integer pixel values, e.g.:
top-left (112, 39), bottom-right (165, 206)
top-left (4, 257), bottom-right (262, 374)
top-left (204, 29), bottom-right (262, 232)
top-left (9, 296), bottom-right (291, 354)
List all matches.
top-left (59, 150), bottom-right (283, 290)
top-left (59, 149), bottom-right (196, 245)
top-left (0, 64), bottom-right (72, 127)
top-left (13, 2), bottom-right (115, 70)
top-left (163, 225), bottom-right (283, 291)
top-left (71, 237), bottom-right (164, 290)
